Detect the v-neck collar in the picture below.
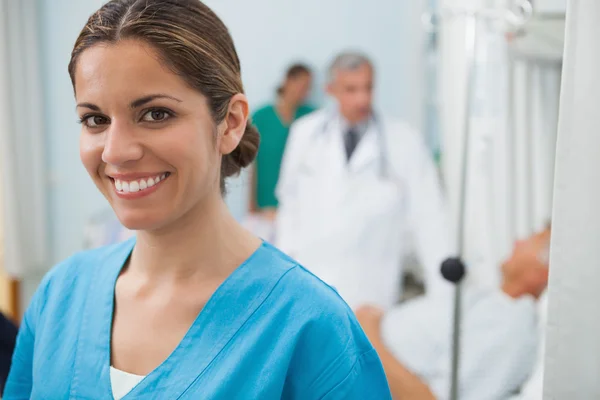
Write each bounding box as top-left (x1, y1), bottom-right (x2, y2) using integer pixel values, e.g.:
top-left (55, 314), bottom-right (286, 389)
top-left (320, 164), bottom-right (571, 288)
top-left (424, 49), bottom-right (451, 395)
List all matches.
top-left (70, 237), bottom-right (284, 399)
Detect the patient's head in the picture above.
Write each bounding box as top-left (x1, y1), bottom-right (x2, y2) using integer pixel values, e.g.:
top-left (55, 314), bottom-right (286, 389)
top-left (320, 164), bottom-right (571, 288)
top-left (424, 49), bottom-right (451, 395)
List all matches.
top-left (501, 226), bottom-right (551, 299)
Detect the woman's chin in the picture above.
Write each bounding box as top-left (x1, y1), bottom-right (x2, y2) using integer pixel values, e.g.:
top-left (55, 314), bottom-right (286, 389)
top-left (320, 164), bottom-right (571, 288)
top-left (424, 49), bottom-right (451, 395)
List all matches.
top-left (114, 209), bottom-right (167, 232)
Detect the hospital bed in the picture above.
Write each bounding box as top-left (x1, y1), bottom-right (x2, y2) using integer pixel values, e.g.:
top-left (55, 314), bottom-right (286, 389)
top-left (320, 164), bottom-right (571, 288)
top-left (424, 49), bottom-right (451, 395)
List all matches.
top-left (508, 292), bottom-right (547, 400)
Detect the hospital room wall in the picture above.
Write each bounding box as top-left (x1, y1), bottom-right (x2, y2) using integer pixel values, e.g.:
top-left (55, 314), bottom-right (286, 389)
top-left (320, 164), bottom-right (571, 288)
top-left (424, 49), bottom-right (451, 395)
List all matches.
top-left (31, 0), bottom-right (428, 299)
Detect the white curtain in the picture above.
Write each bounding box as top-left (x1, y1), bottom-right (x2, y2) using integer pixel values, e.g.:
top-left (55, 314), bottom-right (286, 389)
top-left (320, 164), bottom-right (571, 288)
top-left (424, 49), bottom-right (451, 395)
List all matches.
top-left (0, 0), bottom-right (48, 278)
top-left (544, 0), bottom-right (600, 397)
top-left (510, 60), bottom-right (560, 239)
top-left (439, 0), bottom-right (561, 289)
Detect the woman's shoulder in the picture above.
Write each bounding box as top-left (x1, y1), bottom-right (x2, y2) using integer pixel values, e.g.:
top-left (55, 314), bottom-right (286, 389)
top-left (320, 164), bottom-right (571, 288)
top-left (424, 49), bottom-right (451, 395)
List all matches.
top-left (259, 245), bottom-right (389, 397)
top-left (263, 244), bottom-right (347, 298)
top-left (262, 243), bottom-right (368, 341)
top-left (20, 239), bottom-right (133, 335)
top-left (47, 239), bottom-right (132, 279)
top-left (36, 239), bottom-right (133, 303)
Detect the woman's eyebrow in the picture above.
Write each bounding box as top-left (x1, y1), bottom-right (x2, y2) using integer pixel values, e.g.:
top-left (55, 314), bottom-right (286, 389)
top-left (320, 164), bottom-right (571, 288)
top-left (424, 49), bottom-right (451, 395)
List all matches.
top-left (130, 94), bottom-right (183, 109)
top-left (75, 94), bottom-right (183, 111)
top-left (76, 102), bottom-right (100, 111)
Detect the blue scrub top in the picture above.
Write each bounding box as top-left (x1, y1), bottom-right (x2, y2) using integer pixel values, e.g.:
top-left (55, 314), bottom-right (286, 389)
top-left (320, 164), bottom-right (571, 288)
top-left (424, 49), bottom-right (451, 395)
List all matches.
top-left (4, 238), bottom-right (391, 399)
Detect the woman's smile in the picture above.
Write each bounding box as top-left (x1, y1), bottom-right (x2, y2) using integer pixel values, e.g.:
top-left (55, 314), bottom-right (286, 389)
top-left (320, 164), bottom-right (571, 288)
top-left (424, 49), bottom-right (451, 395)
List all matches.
top-left (108, 172), bottom-right (171, 200)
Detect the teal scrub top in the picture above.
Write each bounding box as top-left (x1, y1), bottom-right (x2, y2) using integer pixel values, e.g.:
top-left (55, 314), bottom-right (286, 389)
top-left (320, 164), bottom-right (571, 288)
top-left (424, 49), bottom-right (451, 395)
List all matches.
top-left (4, 238), bottom-right (392, 399)
top-left (252, 104), bottom-right (315, 209)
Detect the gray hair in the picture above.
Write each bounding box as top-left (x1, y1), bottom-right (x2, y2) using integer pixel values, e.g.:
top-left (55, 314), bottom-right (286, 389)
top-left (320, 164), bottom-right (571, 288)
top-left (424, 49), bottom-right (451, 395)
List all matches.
top-left (328, 52), bottom-right (373, 82)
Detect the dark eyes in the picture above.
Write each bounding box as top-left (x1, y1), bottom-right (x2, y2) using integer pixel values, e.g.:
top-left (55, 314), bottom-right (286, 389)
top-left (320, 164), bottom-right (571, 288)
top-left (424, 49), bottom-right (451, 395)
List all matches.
top-left (78, 108), bottom-right (174, 129)
top-left (82, 115), bottom-right (110, 128)
top-left (141, 109), bottom-right (171, 122)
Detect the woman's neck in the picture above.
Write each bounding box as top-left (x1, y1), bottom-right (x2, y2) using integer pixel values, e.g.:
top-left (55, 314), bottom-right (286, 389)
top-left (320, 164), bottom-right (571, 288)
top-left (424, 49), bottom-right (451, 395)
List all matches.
top-left (129, 192), bottom-right (261, 283)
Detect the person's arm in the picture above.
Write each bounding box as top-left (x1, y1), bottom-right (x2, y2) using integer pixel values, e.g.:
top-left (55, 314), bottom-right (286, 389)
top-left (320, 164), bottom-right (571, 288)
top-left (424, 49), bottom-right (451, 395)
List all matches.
top-left (287, 300), bottom-right (392, 400)
top-left (355, 306), bottom-right (436, 400)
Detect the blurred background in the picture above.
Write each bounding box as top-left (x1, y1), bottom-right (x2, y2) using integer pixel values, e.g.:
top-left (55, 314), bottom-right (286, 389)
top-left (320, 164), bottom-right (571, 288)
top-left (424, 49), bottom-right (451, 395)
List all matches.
top-left (1, 0), bottom-right (437, 308)
top-left (0, 0), bottom-right (567, 309)
top-left (1, 0), bottom-right (581, 398)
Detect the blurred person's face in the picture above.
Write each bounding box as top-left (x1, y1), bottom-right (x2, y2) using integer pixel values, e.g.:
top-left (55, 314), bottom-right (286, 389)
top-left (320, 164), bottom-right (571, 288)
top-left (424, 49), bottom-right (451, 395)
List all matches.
top-left (284, 72), bottom-right (312, 105)
top-left (327, 63), bottom-right (374, 124)
top-left (502, 228), bottom-right (551, 297)
top-left (75, 40), bottom-right (241, 231)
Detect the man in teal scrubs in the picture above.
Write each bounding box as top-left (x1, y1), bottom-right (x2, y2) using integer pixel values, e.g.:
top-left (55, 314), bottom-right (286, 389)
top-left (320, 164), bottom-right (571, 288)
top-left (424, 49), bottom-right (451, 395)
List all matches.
top-left (250, 64), bottom-right (315, 217)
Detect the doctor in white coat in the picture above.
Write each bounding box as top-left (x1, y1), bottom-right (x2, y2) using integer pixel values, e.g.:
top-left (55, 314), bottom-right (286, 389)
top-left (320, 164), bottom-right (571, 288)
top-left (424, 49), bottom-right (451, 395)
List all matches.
top-left (275, 52), bottom-right (452, 308)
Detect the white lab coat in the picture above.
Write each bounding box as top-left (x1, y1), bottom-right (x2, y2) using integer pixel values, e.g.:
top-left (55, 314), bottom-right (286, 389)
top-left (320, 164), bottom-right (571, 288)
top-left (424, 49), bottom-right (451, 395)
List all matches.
top-left (275, 109), bottom-right (452, 309)
top-left (382, 289), bottom-right (539, 400)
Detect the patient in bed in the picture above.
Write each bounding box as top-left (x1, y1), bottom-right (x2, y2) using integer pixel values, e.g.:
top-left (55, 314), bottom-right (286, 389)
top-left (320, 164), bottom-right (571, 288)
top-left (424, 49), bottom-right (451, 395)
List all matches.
top-left (356, 227), bottom-right (551, 400)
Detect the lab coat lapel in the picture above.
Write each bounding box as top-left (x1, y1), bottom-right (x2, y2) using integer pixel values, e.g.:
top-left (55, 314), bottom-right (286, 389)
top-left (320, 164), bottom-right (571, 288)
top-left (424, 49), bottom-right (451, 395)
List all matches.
top-left (328, 117), bottom-right (351, 177)
top-left (348, 128), bottom-right (379, 174)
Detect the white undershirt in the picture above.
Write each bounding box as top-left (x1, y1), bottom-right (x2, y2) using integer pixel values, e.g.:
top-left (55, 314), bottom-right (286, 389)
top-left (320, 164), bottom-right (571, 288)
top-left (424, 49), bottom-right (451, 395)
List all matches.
top-left (110, 366), bottom-right (146, 400)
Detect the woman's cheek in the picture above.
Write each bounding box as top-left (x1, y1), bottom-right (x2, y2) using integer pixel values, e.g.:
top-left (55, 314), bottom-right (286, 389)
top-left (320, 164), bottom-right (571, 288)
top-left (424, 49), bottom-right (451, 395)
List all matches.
top-left (80, 134), bottom-right (104, 177)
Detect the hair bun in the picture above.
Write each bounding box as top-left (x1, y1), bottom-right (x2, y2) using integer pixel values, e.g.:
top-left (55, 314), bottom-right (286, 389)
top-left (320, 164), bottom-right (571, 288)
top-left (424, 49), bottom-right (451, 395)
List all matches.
top-left (221, 123), bottom-right (260, 180)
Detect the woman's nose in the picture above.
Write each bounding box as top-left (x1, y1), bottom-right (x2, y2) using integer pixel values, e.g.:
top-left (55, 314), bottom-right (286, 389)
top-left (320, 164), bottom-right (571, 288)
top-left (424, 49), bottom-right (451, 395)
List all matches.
top-left (101, 123), bottom-right (144, 165)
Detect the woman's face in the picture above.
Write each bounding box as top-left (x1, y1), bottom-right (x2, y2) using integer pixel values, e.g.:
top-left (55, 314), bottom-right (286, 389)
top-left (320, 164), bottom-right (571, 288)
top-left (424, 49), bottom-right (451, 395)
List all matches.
top-left (75, 40), bottom-right (229, 231)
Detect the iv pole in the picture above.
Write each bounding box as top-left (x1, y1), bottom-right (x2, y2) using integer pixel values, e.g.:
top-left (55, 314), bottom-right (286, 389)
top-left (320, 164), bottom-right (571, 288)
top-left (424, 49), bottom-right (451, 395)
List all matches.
top-left (424, 2), bottom-right (533, 399)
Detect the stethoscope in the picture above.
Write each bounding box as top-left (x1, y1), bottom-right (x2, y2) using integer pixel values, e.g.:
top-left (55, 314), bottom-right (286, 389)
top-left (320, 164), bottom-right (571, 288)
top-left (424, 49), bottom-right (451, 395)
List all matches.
top-left (300, 108), bottom-right (392, 180)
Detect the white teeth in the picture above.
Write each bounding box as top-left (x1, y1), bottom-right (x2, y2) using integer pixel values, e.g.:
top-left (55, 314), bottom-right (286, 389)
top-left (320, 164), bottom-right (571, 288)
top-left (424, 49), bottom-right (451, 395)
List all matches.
top-left (129, 181), bottom-right (140, 193)
top-left (114, 173), bottom-right (168, 194)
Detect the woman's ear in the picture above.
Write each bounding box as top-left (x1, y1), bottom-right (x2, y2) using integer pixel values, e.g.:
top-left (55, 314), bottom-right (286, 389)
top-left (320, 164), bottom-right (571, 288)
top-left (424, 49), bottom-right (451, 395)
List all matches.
top-left (219, 93), bottom-right (249, 156)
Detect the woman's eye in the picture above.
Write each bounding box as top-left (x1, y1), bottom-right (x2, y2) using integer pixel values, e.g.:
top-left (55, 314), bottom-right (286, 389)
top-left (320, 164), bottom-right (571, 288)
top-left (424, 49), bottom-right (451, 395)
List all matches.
top-left (142, 109), bottom-right (171, 122)
top-left (82, 115), bottom-right (109, 128)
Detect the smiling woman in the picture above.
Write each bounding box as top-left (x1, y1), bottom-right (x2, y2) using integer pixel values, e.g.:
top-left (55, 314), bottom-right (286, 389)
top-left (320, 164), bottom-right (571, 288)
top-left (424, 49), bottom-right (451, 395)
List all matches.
top-left (2, 1), bottom-right (391, 399)
top-left (70, 34), bottom-right (255, 231)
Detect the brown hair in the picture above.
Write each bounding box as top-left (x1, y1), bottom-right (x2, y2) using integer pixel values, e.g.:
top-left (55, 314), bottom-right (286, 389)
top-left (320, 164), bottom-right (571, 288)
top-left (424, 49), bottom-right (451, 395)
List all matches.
top-left (68, 0), bottom-right (260, 194)
top-left (277, 63), bottom-right (311, 96)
